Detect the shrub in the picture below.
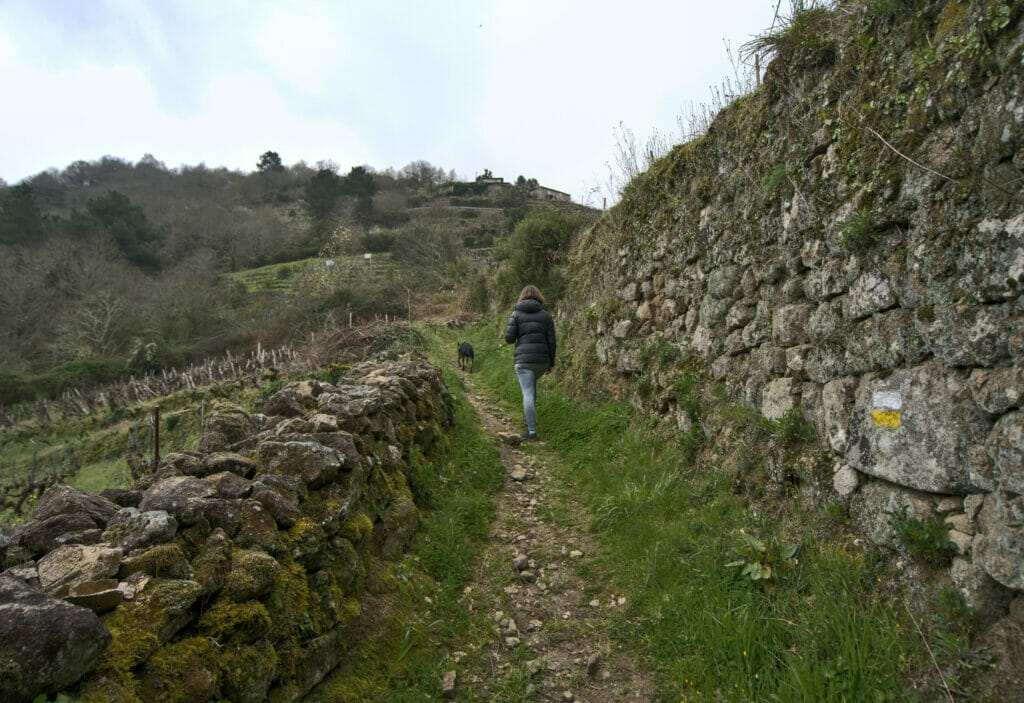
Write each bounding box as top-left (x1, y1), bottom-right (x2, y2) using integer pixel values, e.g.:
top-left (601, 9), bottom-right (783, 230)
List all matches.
top-left (363, 229), bottom-right (396, 253)
top-left (887, 505), bottom-right (957, 567)
top-left (741, 0), bottom-right (837, 67)
top-left (494, 208), bottom-right (585, 303)
top-left (763, 163), bottom-right (788, 193)
top-left (837, 208), bottom-right (880, 250)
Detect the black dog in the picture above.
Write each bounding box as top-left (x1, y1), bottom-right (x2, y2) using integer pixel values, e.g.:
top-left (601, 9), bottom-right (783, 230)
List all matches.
top-left (457, 342), bottom-right (474, 371)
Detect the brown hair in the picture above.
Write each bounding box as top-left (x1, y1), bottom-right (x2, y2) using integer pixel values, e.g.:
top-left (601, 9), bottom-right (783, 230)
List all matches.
top-left (517, 285), bottom-right (544, 305)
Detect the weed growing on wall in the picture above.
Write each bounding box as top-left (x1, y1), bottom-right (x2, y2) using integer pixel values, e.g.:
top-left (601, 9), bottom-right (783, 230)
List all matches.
top-left (887, 505), bottom-right (958, 568)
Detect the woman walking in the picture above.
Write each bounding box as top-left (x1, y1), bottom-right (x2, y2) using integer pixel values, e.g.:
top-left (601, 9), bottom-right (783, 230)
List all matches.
top-left (504, 285), bottom-right (556, 442)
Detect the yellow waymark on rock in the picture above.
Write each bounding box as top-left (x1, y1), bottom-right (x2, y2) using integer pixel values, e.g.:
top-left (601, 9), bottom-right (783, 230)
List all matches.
top-left (872, 410), bottom-right (901, 428)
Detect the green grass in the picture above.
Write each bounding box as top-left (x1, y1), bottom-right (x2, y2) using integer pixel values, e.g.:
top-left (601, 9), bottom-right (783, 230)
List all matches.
top-left (224, 254), bottom-right (400, 295)
top-left (222, 257), bottom-right (322, 293)
top-left (436, 315), bottom-right (963, 701)
top-left (67, 459), bottom-right (129, 494)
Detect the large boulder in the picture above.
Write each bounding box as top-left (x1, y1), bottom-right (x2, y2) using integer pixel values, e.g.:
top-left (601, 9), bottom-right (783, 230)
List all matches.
top-left (845, 364), bottom-right (993, 494)
top-left (257, 441), bottom-right (343, 488)
top-left (36, 544), bottom-right (123, 596)
top-left (102, 508), bottom-right (177, 550)
top-left (139, 476), bottom-right (218, 526)
top-left (33, 484), bottom-right (119, 527)
top-left (318, 386), bottom-right (384, 418)
top-left (15, 513), bottom-right (98, 556)
top-left (0, 575), bottom-right (111, 702)
top-left (250, 482), bottom-right (300, 528)
top-left (223, 550), bottom-right (282, 602)
top-left (261, 387), bottom-right (317, 418)
top-left (99, 488), bottom-right (143, 508)
top-left (207, 471), bottom-right (253, 499)
top-left (203, 452), bottom-right (258, 478)
top-left (192, 528), bottom-right (232, 597)
top-left (155, 451), bottom-right (205, 477)
top-left (199, 402), bottom-right (257, 452)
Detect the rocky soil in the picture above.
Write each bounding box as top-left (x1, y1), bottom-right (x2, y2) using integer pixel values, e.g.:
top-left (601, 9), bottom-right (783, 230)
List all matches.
top-left (451, 369), bottom-right (656, 702)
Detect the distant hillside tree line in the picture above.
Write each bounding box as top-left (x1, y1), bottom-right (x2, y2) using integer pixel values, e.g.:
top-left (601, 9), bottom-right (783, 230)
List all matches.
top-left (0, 152), bottom-right (583, 405)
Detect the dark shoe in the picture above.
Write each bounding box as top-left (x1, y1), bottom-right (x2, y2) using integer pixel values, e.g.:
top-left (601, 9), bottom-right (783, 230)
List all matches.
top-left (522, 432), bottom-right (539, 442)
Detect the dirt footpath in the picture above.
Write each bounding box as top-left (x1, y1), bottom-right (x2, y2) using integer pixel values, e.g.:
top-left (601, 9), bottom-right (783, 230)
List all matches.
top-left (453, 371), bottom-right (656, 702)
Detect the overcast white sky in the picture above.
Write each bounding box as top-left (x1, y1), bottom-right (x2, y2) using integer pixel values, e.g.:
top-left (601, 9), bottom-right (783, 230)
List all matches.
top-left (0, 0), bottom-right (781, 204)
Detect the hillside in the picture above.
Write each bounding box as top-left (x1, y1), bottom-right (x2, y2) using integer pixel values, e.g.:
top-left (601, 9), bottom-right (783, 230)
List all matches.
top-left (0, 153), bottom-right (587, 407)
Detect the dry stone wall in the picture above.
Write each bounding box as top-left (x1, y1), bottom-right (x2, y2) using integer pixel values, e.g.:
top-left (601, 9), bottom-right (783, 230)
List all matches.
top-left (0, 352), bottom-right (451, 703)
top-left (561, 0), bottom-right (1024, 622)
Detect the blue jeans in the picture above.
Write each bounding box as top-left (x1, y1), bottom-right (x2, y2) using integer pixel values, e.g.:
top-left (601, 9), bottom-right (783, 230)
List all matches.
top-left (515, 363), bottom-right (548, 434)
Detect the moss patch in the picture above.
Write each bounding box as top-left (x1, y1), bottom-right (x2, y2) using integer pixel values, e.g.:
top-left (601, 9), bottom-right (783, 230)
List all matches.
top-left (197, 599), bottom-right (272, 643)
top-left (140, 636), bottom-right (220, 703)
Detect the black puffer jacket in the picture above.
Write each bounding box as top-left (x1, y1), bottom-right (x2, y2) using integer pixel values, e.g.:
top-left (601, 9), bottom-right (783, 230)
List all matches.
top-left (505, 299), bottom-right (556, 366)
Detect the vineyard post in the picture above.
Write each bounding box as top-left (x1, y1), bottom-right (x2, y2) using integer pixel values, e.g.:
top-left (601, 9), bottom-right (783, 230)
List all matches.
top-left (30, 451), bottom-right (36, 485)
top-left (153, 406), bottom-right (161, 471)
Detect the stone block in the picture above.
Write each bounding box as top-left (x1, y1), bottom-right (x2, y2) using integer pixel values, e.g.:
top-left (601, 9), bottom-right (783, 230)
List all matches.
top-left (833, 464), bottom-right (859, 499)
top-left (36, 544), bottom-right (122, 596)
top-left (761, 378), bottom-right (800, 421)
top-left (822, 376), bottom-right (857, 454)
top-left (33, 484), bottom-right (118, 527)
top-left (139, 476), bottom-right (218, 526)
top-left (969, 367), bottom-right (1024, 415)
top-left (257, 441), bottom-right (344, 488)
top-left (807, 300), bottom-right (846, 343)
top-left (974, 491), bottom-right (1024, 590)
top-left (951, 557), bottom-right (1016, 629)
top-left (843, 271), bottom-right (896, 320)
top-left (707, 265), bottom-right (742, 299)
top-left (987, 411), bottom-right (1024, 494)
top-left (845, 364), bottom-right (993, 494)
top-left (804, 258), bottom-right (848, 301)
top-left (725, 301), bottom-right (756, 331)
top-left (611, 320), bottom-right (633, 339)
top-left (918, 303), bottom-right (1013, 367)
top-left (690, 325), bottom-right (721, 359)
top-left (741, 317), bottom-right (771, 348)
top-left (849, 479), bottom-right (936, 549)
top-left (772, 304), bottom-right (814, 346)
top-left (699, 294), bottom-right (730, 326)
top-left (102, 508), bottom-right (177, 550)
top-left (945, 513), bottom-right (975, 536)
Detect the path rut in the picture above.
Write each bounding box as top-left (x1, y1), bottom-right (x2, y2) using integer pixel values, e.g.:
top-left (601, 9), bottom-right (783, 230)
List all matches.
top-left (452, 370), bottom-right (656, 702)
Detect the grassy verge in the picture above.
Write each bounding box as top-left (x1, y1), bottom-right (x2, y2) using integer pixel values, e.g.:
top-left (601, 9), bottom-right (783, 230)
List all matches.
top-left (436, 316), bottom-right (973, 701)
